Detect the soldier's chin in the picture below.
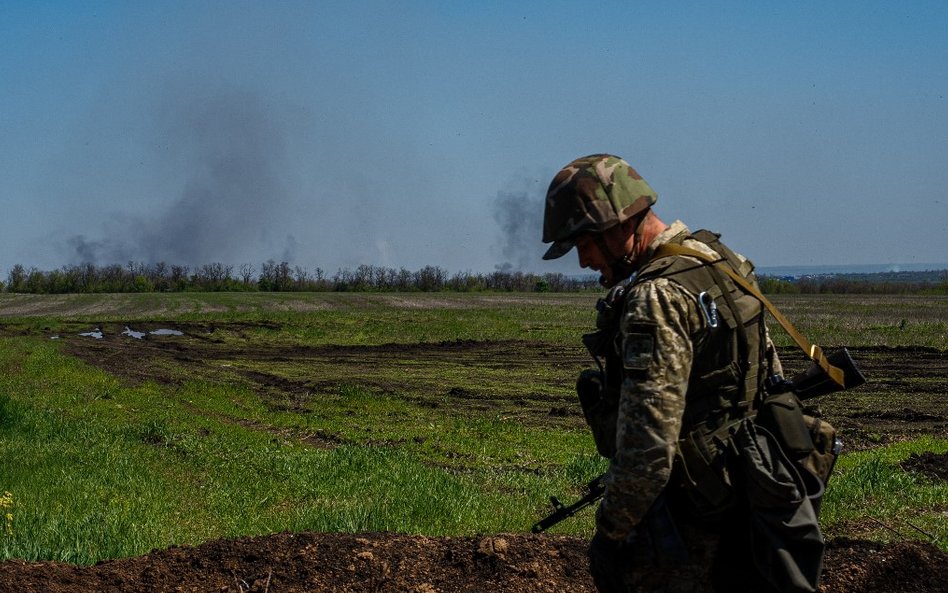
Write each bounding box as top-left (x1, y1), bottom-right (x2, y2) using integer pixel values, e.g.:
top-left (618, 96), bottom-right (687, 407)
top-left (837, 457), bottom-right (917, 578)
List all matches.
top-left (599, 261), bottom-right (634, 288)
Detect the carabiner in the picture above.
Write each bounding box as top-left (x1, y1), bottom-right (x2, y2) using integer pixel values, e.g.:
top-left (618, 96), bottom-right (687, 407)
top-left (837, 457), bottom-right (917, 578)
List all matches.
top-left (698, 291), bottom-right (719, 329)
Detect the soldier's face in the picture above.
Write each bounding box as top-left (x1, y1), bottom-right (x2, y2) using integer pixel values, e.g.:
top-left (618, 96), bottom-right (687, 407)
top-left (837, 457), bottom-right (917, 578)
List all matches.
top-left (575, 224), bottom-right (637, 285)
top-left (575, 234), bottom-right (607, 273)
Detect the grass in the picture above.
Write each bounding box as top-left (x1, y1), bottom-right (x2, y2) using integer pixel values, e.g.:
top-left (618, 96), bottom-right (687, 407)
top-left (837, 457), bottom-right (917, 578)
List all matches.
top-left (3, 291), bottom-right (946, 347)
top-left (821, 436), bottom-right (948, 547)
top-left (0, 335), bottom-right (604, 563)
top-left (0, 292), bottom-right (945, 563)
top-left (767, 294), bottom-right (948, 349)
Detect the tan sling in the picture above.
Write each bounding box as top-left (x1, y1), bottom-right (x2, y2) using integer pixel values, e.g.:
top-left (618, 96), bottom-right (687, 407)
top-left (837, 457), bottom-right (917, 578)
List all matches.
top-left (653, 244), bottom-right (846, 388)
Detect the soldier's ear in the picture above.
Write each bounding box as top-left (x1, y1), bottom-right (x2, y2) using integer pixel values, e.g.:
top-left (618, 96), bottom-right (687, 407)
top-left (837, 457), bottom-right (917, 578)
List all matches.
top-left (618, 210), bottom-right (647, 239)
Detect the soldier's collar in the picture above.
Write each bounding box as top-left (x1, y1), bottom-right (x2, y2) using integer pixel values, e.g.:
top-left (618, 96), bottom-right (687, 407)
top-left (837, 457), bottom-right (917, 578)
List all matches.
top-left (639, 220), bottom-right (690, 263)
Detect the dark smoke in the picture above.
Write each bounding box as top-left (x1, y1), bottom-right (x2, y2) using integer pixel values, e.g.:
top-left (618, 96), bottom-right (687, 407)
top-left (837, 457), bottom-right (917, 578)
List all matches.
top-left (61, 87), bottom-right (290, 267)
top-left (67, 235), bottom-right (107, 263)
top-left (491, 190), bottom-right (545, 271)
top-left (281, 234), bottom-right (298, 263)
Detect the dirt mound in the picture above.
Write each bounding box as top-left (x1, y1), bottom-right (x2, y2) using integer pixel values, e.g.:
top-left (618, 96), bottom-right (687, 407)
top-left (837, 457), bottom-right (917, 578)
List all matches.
top-left (820, 538), bottom-right (948, 593)
top-left (0, 533), bottom-right (591, 593)
top-left (1, 532), bottom-right (945, 593)
top-left (901, 452), bottom-right (948, 482)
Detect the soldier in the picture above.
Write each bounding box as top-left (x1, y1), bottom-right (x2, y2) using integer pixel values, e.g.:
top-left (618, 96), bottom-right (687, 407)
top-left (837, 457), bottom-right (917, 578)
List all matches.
top-left (542, 154), bottom-right (791, 593)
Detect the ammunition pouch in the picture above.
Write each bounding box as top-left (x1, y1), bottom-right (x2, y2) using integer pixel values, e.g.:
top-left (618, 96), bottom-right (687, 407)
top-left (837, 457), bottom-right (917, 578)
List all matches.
top-left (576, 369), bottom-right (618, 459)
top-left (756, 392), bottom-right (815, 459)
top-left (757, 390), bottom-right (841, 492)
top-left (576, 368), bottom-right (604, 411)
top-left (674, 423), bottom-right (736, 522)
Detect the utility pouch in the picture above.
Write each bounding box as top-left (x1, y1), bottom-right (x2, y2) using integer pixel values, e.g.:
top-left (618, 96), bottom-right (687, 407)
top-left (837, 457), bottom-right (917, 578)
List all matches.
top-left (674, 427), bottom-right (734, 521)
top-left (756, 392), bottom-right (815, 459)
top-left (576, 369), bottom-right (618, 459)
top-left (801, 415), bottom-right (840, 487)
top-left (576, 368), bottom-right (604, 411)
top-left (732, 420), bottom-right (824, 593)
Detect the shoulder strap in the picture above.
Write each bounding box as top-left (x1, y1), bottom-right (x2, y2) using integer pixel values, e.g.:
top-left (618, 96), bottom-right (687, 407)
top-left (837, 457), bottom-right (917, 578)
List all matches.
top-left (653, 243), bottom-right (845, 388)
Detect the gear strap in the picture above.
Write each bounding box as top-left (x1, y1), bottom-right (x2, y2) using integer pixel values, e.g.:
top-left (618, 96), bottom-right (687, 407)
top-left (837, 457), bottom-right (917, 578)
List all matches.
top-left (653, 244), bottom-right (845, 388)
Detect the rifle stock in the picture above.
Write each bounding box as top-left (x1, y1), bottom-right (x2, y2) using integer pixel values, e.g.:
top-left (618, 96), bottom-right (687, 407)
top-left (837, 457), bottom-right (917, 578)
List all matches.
top-left (790, 347), bottom-right (866, 399)
top-left (767, 347), bottom-right (867, 400)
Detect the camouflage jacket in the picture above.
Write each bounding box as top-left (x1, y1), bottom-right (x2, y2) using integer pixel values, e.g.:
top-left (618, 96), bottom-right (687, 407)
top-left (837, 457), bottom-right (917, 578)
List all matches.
top-left (594, 220), bottom-right (782, 540)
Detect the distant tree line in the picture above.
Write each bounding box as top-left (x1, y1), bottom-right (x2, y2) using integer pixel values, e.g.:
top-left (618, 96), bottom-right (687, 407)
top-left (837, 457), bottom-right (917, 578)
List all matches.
top-left (2, 262), bottom-right (946, 295)
top-left (0, 262), bottom-right (600, 294)
top-left (758, 272), bottom-right (948, 295)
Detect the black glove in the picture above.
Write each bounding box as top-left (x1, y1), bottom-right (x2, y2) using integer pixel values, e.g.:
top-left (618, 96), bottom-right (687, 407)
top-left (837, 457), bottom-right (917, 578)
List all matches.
top-left (588, 531), bottom-right (626, 593)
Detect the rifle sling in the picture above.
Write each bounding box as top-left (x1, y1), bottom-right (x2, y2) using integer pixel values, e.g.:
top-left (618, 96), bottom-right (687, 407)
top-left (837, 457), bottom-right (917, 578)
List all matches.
top-left (652, 244), bottom-right (845, 388)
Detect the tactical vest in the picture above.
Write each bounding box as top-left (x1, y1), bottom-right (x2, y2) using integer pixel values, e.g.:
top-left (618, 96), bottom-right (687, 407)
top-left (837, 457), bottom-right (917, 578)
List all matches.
top-left (582, 229), bottom-right (769, 517)
top-left (635, 229), bottom-right (768, 432)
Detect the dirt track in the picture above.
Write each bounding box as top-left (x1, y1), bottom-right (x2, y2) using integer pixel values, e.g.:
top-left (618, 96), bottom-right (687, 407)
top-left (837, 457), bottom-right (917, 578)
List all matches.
top-left (2, 326), bottom-right (946, 591)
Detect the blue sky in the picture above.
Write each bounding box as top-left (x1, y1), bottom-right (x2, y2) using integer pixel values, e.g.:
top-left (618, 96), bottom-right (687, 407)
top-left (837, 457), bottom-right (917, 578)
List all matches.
top-left (2, 1), bottom-right (946, 276)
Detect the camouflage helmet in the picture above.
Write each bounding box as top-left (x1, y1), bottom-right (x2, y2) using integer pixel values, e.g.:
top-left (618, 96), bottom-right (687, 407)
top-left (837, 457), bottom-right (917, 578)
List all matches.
top-left (542, 154), bottom-right (657, 260)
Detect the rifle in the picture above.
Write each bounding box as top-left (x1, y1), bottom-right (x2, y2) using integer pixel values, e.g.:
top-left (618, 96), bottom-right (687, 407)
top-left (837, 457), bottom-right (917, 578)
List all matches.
top-left (532, 474), bottom-right (606, 533)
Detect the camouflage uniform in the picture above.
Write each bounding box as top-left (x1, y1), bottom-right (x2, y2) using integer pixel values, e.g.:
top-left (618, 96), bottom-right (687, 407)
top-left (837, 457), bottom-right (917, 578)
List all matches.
top-left (595, 222), bottom-right (783, 593)
top-left (543, 155), bottom-right (782, 593)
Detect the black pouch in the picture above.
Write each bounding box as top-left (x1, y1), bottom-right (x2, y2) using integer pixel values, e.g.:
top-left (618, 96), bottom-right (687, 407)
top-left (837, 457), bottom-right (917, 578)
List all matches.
top-left (576, 368), bottom-right (604, 411)
top-left (576, 369), bottom-right (618, 459)
top-left (733, 420), bottom-right (824, 593)
top-left (756, 392), bottom-right (815, 459)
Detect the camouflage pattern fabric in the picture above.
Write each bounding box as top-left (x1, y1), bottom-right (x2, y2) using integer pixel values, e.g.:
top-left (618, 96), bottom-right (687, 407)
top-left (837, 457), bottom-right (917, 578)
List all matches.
top-left (542, 154), bottom-right (657, 260)
top-left (595, 272), bottom-right (699, 539)
top-left (596, 221), bottom-right (782, 538)
top-left (589, 221), bottom-right (783, 592)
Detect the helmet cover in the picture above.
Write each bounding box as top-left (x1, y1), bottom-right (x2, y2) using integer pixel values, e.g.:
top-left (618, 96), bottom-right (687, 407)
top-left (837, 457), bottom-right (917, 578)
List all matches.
top-left (542, 154), bottom-right (657, 260)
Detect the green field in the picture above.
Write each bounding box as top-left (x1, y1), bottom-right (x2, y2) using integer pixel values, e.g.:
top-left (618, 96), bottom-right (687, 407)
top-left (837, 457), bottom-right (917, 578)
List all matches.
top-left (0, 292), bottom-right (945, 563)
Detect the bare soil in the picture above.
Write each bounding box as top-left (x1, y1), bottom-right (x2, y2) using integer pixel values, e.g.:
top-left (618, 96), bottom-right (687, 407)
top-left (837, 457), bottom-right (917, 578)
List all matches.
top-left (2, 325), bottom-right (946, 592)
top-left (901, 452), bottom-right (948, 482)
top-left (1, 532), bottom-right (946, 593)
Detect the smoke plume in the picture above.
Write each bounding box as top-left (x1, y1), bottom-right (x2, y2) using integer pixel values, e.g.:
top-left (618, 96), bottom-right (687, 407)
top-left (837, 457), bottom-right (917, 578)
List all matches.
top-left (61, 87), bottom-right (291, 267)
top-left (491, 190), bottom-right (545, 271)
